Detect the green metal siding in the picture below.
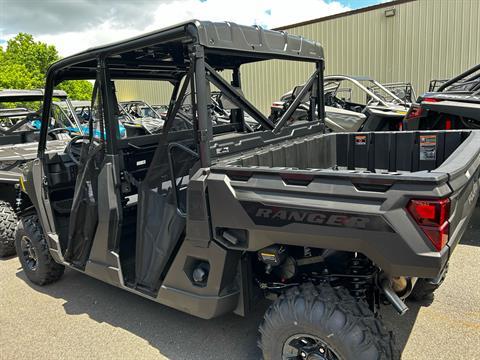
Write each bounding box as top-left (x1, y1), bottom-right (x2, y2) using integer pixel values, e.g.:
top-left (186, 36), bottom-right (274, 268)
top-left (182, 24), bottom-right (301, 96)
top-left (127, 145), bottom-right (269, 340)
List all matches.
top-left (115, 80), bottom-right (173, 105)
top-left (117, 0), bottom-right (479, 112)
top-left (243, 0), bottom-right (479, 111)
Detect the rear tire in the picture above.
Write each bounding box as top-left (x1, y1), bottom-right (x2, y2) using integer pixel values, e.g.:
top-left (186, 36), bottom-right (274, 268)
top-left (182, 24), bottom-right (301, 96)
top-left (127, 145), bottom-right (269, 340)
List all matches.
top-left (15, 215), bottom-right (64, 285)
top-left (410, 264), bottom-right (448, 302)
top-left (259, 283), bottom-right (398, 360)
top-left (0, 201), bottom-right (17, 257)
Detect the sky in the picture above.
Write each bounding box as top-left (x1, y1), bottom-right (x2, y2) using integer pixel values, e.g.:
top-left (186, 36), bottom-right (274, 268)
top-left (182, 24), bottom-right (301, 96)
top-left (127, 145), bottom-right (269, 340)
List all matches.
top-left (0, 0), bottom-right (384, 56)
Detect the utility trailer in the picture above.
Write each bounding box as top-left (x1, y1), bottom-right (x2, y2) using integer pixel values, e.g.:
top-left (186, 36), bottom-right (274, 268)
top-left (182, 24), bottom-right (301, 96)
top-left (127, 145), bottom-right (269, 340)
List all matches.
top-left (14, 21), bottom-right (479, 360)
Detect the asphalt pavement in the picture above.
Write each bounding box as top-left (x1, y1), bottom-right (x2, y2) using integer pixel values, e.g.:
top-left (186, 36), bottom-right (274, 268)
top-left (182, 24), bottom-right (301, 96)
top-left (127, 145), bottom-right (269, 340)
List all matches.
top-left (1, 225), bottom-right (479, 360)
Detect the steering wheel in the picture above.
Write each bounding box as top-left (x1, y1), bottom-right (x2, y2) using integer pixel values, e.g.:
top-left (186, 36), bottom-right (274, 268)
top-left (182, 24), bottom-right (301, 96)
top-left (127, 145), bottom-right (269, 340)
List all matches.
top-left (333, 96), bottom-right (347, 109)
top-left (65, 135), bottom-right (101, 165)
top-left (48, 127), bottom-right (71, 140)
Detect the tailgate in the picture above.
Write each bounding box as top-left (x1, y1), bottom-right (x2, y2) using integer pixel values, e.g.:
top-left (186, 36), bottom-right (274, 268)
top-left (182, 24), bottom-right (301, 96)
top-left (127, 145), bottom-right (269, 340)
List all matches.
top-left (206, 168), bottom-right (452, 278)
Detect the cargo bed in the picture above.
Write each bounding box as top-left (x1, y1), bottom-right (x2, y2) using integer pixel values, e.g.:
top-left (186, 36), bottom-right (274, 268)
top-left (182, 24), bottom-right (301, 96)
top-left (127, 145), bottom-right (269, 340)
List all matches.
top-left (207, 130), bottom-right (480, 278)
top-left (216, 130), bottom-right (476, 181)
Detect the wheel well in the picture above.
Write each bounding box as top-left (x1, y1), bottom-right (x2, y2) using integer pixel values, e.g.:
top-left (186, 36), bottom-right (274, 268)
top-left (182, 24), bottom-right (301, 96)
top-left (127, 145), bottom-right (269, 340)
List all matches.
top-left (249, 245), bottom-right (379, 310)
top-left (0, 182), bottom-right (18, 208)
top-left (16, 190), bottom-right (35, 216)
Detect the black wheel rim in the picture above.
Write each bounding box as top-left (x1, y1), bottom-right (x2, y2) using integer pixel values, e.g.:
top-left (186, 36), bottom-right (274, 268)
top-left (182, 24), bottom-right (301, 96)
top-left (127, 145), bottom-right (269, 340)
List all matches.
top-left (20, 235), bottom-right (38, 271)
top-left (282, 334), bottom-right (341, 360)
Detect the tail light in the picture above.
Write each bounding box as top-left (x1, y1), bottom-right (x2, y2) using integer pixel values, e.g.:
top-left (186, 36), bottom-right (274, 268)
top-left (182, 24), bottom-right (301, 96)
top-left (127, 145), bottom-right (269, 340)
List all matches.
top-left (405, 104), bottom-right (422, 120)
top-left (271, 101), bottom-right (285, 109)
top-left (422, 97), bottom-right (442, 103)
top-left (407, 198), bottom-right (450, 251)
top-left (445, 117), bottom-right (452, 129)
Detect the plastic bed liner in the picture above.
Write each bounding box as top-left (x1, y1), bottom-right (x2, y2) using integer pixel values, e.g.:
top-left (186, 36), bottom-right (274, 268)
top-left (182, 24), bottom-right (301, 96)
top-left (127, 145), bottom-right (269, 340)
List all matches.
top-left (214, 130), bottom-right (475, 184)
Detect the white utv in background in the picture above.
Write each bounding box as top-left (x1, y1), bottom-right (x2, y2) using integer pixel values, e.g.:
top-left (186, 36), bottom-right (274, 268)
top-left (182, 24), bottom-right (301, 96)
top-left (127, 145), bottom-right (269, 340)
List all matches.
top-left (15, 21), bottom-right (479, 360)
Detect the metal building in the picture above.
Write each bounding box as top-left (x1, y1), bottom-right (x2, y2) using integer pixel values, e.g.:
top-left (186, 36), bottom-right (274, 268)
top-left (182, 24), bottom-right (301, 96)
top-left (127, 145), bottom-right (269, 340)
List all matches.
top-left (116, 0), bottom-right (480, 112)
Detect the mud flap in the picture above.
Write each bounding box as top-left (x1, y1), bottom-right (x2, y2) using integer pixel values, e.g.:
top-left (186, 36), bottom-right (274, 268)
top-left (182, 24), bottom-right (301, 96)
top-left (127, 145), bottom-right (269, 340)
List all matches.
top-left (135, 185), bottom-right (185, 290)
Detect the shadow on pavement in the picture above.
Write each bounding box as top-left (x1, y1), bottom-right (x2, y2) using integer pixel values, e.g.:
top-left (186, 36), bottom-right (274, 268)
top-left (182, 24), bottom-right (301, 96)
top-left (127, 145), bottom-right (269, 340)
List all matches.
top-left (15, 268), bottom-right (426, 359)
top-left (460, 206), bottom-right (480, 247)
top-left (16, 270), bottom-right (266, 360)
top-left (382, 299), bottom-right (423, 356)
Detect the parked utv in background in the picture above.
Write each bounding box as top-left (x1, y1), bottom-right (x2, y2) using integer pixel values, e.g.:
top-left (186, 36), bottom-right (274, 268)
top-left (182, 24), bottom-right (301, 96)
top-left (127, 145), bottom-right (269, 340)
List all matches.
top-left (0, 89), bottom-right (73, 257)
top-left (379, 82), bottom-right (416, 103)
top-left (270, 75), bottom-right (410, 132)
top-left (404, 63), bottom-right (480, 130)
top-left (14, 21), bottom-right (479, 360)
top-left (119, 100), bottom-right (165, 136)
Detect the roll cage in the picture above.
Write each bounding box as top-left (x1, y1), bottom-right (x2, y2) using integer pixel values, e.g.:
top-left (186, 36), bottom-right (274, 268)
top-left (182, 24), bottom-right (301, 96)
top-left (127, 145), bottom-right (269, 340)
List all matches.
top-left (436, 63), bottom-right (480, 93)
top-left (324, 75), bottom-right (405, 107)
top-left (119, 100), bottom-right (163, 121)
top-left (38, 20), bottom-right (325, 166)
top-left (0, 89), bottom-right (70, 135)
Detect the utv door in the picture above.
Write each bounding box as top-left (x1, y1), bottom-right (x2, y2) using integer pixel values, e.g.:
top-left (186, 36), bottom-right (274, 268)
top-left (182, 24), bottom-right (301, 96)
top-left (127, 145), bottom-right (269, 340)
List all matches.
top-left (64, 81), bottom-right (111, 268)
top-left (134, 130), bottom-right (199, 292)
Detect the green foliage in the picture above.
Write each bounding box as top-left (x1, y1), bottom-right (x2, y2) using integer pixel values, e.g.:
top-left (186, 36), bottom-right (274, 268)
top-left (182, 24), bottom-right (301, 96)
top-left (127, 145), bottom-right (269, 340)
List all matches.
top-left (0, 33), bottom-right (93, 100)
top-left (3, 33), bottom-right (59, 75)
top-left (57, 81), bottom-right (93, 101)
top-left (0, 62), bottom-right (39, 89)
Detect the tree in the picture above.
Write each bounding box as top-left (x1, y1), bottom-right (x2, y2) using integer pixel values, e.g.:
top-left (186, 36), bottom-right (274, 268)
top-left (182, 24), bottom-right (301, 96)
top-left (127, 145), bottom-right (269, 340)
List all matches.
top-left (57, 80), bottom-right (93, 101)
top-left (0, 33), bottom-right (92, 100)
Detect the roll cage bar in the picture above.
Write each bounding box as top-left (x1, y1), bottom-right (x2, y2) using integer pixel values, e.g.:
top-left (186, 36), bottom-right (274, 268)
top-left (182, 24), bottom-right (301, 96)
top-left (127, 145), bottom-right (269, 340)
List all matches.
top-left (324, 75), bottom-right (404, 106)
top-left (119, 100), bottom-right (163, 121)
top-left (437, 63), bottom-right (480, 93)
top-left (38, 21), bottom-right (325, 166)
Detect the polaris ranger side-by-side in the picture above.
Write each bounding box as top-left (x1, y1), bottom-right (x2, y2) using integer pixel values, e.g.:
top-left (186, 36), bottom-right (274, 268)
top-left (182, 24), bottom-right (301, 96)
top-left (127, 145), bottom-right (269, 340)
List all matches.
top-left (0, 89), bottom-right (74, 257)
top-left (15, 21), bottom-right (480, 360)
top-left (404, 63), bottom-right (480, 130)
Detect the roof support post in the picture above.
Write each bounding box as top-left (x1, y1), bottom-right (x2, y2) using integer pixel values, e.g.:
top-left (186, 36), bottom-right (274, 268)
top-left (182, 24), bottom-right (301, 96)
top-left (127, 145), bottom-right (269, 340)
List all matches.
top-left (192, 45), bottom-right (212, 167)
top-left (317, 61), bottom-right (326, 133)
top-left (231, 67), bottom-right (245, 132)
top-left (99, 56), bottom-right (118, 154)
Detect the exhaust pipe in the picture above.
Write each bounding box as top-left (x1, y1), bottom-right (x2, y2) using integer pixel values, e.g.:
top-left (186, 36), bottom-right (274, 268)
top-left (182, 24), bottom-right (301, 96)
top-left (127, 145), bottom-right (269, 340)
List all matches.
top-left (381, 278), bottom-right (409, 315)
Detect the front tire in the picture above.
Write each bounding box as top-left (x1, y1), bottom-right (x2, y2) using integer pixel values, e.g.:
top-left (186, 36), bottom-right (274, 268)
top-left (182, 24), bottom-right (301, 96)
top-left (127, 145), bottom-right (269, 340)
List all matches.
top-left (15, 215), bottom-right (64, 285)
top-left (0, 200), bottom-right (17, 257)
top-left (259, 283), bottom-right (398, 360)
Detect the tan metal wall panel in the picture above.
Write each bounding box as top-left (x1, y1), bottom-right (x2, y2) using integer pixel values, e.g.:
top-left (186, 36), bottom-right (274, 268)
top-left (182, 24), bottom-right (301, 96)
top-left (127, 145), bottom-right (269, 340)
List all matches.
top-left (115, 80), bottom-right (173, 105)
top-left (116, 0), bottom-right (479, 112)
top-left (260, 0), bottom-right (479, 112)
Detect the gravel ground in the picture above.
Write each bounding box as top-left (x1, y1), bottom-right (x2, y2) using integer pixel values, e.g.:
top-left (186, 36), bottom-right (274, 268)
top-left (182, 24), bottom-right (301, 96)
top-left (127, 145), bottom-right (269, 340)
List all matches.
top-left (1, 226), bottom-right (479, 360)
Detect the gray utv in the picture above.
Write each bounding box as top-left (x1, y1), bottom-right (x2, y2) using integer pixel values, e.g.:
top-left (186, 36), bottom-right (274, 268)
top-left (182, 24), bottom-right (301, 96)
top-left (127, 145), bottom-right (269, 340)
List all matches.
top-left (0, 89), bottom-right (74, 256)
top-left (15, 21), bottom-right (480, 360)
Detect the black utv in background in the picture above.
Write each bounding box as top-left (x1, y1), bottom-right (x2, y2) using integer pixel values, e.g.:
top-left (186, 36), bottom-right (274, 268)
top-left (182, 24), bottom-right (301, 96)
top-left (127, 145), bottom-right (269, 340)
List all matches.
top-left (14, 21), bottom-right (480, 360)
top-left (0, 89), bottom-right (72, 257)
top-left (404, 63), bottom-right (480, 130)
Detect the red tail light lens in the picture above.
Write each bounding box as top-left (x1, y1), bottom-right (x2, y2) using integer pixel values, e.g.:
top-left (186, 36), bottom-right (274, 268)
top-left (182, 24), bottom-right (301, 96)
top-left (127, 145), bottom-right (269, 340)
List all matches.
top-left (445, 117), bottom-right (452, 130)
top-left (406, 105), bottom-right (422, 119)
top-left (422, 97), bottom-right (442, 103)
top-left (271, 102), bottom-right (285, 109)
top-left (407, 198), bottom-right (450, 251)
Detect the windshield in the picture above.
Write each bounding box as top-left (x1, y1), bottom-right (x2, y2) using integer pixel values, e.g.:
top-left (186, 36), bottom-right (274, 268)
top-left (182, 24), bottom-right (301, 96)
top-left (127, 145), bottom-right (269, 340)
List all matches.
top-left (0, 96), bottom-right (68, 134)
top-left (119, 101), bottom-right (162, 120)
top-left (51, 99), bottom-right (84, 133)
